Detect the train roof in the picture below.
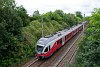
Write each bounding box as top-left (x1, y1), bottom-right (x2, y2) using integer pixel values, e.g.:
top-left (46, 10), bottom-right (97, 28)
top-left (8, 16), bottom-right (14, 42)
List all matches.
top-left (37, 23), bottom-right (83, 46)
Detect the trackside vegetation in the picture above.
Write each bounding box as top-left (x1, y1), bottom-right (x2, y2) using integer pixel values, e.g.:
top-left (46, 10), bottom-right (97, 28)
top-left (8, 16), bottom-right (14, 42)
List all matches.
top-left (0, 0), bottom-right (83, 66)
top-left (76, 8), bottom-right (100, 67)
top-left (2, 0), bottom-right (100, 67)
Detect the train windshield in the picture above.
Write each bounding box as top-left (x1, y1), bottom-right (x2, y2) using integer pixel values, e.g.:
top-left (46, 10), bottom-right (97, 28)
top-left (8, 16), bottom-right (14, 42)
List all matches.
top-left (37, 45), bottom-right (44, 53)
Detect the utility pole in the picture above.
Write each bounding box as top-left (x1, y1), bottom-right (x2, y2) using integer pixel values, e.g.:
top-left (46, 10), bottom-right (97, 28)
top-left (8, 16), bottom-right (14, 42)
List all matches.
top-left (41, 16), bottom-right (44, 37)
top-left (83, 14), bottom-right (85, 21)
top-left (83, 14), bottom-right (85, 32)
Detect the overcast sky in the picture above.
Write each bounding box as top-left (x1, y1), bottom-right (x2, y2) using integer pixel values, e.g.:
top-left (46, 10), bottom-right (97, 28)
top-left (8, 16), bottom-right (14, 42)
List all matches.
top-left (15, 0), bottom-right (100, 16)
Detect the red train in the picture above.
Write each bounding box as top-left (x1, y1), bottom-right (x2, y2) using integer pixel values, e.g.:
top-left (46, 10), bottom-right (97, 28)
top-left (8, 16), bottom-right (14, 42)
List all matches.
top-left (36, 21), bottom-right (87, 59)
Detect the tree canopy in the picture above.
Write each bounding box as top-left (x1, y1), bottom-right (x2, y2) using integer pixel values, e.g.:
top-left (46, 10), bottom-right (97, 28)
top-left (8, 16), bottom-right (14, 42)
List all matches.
top-left (0, 0), bottom-right (83, 66)
top-left (0, 0), bottom-right (29, 66)
top-left (76, 8), bottom-right (100, 67)
top-left (75, 11), bottom-right (83, 19)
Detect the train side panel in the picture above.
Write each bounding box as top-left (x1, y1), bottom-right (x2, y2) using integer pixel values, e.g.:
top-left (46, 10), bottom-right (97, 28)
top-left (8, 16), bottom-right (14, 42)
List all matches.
top-left (36, 23), bottom-right (85, 58)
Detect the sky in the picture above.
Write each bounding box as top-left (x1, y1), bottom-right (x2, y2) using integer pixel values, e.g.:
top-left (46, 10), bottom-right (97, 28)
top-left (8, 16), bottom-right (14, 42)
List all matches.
top-left (15, 0), bottom-right (100, 16)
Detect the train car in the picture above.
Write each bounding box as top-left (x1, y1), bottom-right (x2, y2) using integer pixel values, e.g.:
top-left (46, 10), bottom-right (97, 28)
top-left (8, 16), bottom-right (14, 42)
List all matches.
top-left (36, 22), bottom-right (86, 59)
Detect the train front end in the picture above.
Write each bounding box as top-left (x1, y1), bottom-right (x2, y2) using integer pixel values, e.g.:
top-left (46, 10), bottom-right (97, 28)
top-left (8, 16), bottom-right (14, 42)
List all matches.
top-left (36, 44), bottom-right (45, 59)
top-left (35, 37), bottom-right (48, 59)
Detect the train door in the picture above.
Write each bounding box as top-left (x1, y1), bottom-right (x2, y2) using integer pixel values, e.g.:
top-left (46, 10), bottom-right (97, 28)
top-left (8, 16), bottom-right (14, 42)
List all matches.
top-left (48, 46), bottom-right (50, 51)
top-left (62, 37), bottom-right (65, 45)
top-left (44, 45), bottom-right (50, 52)
top-left (44, 47), bottom-right (49, 53)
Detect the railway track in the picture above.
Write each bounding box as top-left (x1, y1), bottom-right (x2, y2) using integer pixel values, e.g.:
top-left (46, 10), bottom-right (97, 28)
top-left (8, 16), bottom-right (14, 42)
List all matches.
top-left (56, 32), bottom-right (83, 67)
top-left (21, 31), bottom-right (83, 67)
top-left (26, 58), bottom-right (39, 67)
top-left (29, 60), bottom-right (44, 67)
top-left (48, 32), bottom-right (83, 67)
top-left (21, 57), bottom-right (38, 67)
top-left (54, 42), bottom-right (78, 67)
top-left (21, 57), bottom-right (45, 67)
top-left (68, 48), bottom-right (78, 64)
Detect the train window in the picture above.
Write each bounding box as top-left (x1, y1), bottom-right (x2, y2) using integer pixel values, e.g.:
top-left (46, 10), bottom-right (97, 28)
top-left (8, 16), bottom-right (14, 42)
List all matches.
top-left (66, 36), bottom-right (67, 39)
top-left (68, 34), bottom-right (70, 38)
top-left (44, 47), bottom-right (48, 52)
top-left (60, 39), bottom-right (62, 44)
top-left (49, 46), bottom-right (50, 51)
top-left (37, 45), bottom-right (44, 53)
top-left (65, 36), bottom-right (66, 40)
top-left (57, 40), bottom-right (59, 44)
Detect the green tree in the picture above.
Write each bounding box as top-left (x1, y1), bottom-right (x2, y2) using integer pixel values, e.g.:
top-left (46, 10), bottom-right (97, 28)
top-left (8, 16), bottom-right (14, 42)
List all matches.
top-left (17, 6), bottom-right (30, 27)
top-left (76, 8), bottom-right (100, 67)
top-left (54, 10), bottom-right (64, 17)
top-left (0, 0), bottom-right (29, 66)
top-left (32, 10), bottom-right (40, 20)
top-left (75, 11), bottom-right (83, 19)
top-left (65, 13), bottom-right (78, 27)
top-left (53, 10), bottom-right (64, 21)
top-left (43, 11), bottom-right (54, 22)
